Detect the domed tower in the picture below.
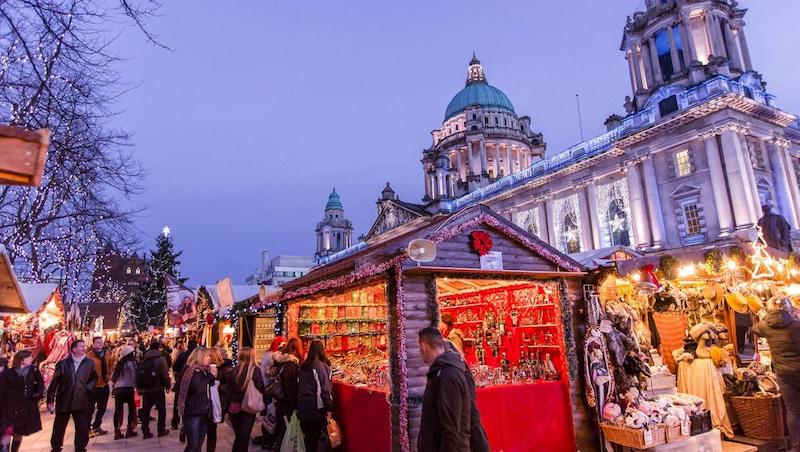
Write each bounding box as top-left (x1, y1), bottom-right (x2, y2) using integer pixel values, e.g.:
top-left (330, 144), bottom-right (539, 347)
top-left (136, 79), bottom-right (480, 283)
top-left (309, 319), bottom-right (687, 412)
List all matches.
top-left (315, 189), bottom-right (353, 259)
top-left (422, 55), bottom-right (545, 203)
top-left (622, 0), bottom-right (753, 112)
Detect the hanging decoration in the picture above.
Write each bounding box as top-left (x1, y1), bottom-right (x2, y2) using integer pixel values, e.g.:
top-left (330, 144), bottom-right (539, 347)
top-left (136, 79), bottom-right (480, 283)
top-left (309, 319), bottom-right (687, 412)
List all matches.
top-left (553, 194), bottom-right (583, 253)
top-left (470, 230), bottom-right (494, 256)
top-left (596, 179), bottom-right (633, 247)
top-left (516, 206), bottom-right (540, 238)
top-left (751, 226), bottom-right (776, 280)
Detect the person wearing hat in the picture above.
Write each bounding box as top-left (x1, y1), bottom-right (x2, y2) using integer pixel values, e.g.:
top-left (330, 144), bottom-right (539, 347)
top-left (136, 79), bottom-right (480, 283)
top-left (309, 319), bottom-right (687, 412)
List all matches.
top-left (110, 345), bottom-right (138, 440)
top-left (754, 298), bottom-right (800, 451)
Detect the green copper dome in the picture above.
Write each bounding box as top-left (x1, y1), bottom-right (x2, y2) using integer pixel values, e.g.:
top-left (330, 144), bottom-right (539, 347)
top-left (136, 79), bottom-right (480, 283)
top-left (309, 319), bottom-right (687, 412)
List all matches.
top-left (326, 188), bottom-right (343, 210)
top-left (444, 54), bottom-right (515, 121)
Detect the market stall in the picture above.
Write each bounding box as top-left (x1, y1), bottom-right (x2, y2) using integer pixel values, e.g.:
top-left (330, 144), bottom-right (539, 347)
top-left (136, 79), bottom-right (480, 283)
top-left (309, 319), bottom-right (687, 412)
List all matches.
top-left (253, 205), bottom-right (592, 452)
top-left (582, 236), bottom-right (794, 450)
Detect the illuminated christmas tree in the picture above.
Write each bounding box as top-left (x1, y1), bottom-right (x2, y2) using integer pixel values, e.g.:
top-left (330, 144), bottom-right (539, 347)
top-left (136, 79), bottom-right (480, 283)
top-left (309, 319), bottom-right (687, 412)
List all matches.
top-left (131, 227), bottom-right (187, 330)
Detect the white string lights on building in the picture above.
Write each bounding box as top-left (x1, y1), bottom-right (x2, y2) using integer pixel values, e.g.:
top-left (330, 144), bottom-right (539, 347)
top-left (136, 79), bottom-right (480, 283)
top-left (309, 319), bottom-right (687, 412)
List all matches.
top-left (596, 179), bottom-right (633, 247)
top-left (553, 194), bottom-right (582, 254)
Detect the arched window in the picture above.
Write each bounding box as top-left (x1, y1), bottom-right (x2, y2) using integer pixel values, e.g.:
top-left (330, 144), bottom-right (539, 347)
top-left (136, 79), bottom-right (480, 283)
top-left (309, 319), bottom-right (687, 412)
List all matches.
top-left (126, 267), bottom-right (131, 275)
top-left (135, 267), bottom-right (141, 275)
top-left (562, 212), bottom-right (581, 254)
top-left (607, 198), bottom-right (631, 246)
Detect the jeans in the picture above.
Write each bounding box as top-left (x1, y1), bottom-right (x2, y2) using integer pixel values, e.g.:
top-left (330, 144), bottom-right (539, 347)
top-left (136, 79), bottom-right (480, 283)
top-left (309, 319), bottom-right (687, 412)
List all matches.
top-left (183, 415), bottom-right (209, 452)
top-left (229, 411), bottom-right (256, 452)
top-left (91, 385), bottom-right (110, 430)
top-left (171, 372), bottom-right (181, 429)
top-left (50, 409), bottom-right (91, 452)
top-left (206, 420), bottom-right (217, 452)
top-left (139, 391), bottom-right (166, 434)
top-left (778, 373), bottom-right (800, 451)
top-left (113, 387), bottom-right (137, 431)
top-left (300, 418), bottom-right (327, 452)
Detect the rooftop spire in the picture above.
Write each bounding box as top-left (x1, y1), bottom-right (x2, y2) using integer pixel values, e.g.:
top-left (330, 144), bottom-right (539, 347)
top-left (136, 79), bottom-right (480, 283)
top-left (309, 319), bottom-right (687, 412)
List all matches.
top-left (466, 53), bottom-right (487, 86)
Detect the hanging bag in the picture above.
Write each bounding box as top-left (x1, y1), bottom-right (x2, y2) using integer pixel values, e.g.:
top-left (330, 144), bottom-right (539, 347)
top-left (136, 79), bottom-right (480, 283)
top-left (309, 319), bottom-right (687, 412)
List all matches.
top-left (242, 364), bottom-right (266, 414)
top-left (210, 380), bottom-right (223, 423)
top-left (265, 365), bottom-right (285, 399)
top-left (280, 412), bottom-right (307, 452)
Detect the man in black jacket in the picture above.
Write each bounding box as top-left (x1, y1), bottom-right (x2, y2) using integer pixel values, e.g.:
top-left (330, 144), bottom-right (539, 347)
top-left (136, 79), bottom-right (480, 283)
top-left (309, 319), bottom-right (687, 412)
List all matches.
top-left (137, 340), bottom-right (172, 439)
top-left (418, 327), bottom-right (471, 452)
top-left (46, 339), bottom-right (98, 452)
top-left (171, 338), bottom-right (197, 430)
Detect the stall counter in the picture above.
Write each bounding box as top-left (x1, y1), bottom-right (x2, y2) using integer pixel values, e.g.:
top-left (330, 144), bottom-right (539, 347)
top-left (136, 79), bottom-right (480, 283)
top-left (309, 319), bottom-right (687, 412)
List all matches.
top-left (332, 382), bottom-right (391, 452)
top-left (476, 380), bottom-right (576, 452)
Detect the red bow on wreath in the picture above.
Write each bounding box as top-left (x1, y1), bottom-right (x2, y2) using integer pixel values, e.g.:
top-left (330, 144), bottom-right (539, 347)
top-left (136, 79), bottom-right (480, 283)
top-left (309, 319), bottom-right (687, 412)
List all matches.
top-left (470, 231), bottom-right (493, 256)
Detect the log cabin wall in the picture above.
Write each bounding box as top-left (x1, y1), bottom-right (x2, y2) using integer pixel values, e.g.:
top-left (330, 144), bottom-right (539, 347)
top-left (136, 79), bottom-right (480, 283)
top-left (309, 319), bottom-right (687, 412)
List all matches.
top-left (423, 228), bottom-right (558, 271)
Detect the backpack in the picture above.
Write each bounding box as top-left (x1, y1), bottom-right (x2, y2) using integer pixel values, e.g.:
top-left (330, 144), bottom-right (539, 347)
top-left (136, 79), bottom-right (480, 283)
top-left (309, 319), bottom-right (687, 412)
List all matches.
top-left (135, 356), bottom-right (159, 390)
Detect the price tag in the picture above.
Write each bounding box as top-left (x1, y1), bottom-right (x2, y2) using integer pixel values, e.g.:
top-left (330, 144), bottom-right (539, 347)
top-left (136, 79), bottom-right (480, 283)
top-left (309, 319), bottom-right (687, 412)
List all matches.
top-left (644, 429), bottom-right (653, 446)
top-left (681, 418), bottom-right (690, 436)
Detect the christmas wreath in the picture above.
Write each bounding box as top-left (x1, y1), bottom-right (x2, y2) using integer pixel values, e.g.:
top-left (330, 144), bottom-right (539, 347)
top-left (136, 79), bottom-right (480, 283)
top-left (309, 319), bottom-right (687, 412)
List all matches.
top-left (470, 230), bottom-right (493, 256)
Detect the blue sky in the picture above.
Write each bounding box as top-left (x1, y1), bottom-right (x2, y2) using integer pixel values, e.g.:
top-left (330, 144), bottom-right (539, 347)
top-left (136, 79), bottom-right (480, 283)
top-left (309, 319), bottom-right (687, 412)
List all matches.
top-left (112, 1), bottom-right (800, 284)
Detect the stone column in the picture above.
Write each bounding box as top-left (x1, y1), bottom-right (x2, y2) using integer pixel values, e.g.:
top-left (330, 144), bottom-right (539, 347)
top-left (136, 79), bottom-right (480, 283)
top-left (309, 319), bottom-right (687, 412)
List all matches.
top-left (544, 196), bottom-right (557, 247)
top-left (479, 139), bottom-right (488, 175)
top-left (667, 24), bottom-right (682, 74)
top-left (639, 43), bottom-right (653, 89)
top-left (493, 145), bottom-right (500, 177)
top-left (576, 182), bottom-right (594, 252)
top-left (624, 160), bottom-right (651, 249)
top-left (631, 43), bottom-right (645, 91)
top-left (506, 144), bottom-right (514, 176)
top-left (704, 12), bottom-right (718, 57)
top-left (734, 23), bottom-right (753, 71)
top-left (647, 38), bottom-right (663, 85)
top-left (739, 134), bottom-right (763, 218)
top-left (679, 19), bottom-right (694, 66)
top-left (641, 156), bottom-right (667, 248)
top-left (627, 52), bottom-right (639, 93)
top-left (586, 181), bottom-right (602, 249)
top-left (766, 138), bottom-right (800, 229)
top-left (536, 203), bottom-right (548, 241)
top-left (719, 128), bottom-right (756, 228)
top-left (723, 22), bottom-right (742, 70)
top-left (780, 141), bottom-right (800, 228)
top-left (702, 132), bottom-right (735, 235)
top-left (455, 149), bottom-right (463, 181)
top-left (424, 170), bottom-right (432, 199)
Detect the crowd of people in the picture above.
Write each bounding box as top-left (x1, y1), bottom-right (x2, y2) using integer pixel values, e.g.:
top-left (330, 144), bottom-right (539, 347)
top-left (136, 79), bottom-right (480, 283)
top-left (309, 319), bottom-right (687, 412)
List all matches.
top-left (0, 332), bottom-right (338, 452)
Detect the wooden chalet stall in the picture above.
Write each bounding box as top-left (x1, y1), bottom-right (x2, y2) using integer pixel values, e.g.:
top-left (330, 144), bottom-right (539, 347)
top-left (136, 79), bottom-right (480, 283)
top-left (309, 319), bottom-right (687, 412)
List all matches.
top-left (257, 205), bottom-right (596, 452)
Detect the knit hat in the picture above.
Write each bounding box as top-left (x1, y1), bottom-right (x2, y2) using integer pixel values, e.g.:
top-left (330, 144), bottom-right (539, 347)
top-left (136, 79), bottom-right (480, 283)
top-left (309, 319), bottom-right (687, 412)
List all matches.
top-left (119, 345), bottom-right (135, 358)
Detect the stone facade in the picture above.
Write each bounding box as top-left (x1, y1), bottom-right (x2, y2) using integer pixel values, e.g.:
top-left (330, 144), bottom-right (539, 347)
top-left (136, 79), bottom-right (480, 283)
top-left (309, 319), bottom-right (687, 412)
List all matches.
top-left (315, 188), bottom-right (354, 260)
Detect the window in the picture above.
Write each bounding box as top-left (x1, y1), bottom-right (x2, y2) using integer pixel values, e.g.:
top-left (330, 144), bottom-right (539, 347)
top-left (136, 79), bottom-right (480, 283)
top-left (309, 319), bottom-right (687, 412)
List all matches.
top-left (607, 199), bottom-right (631, 246)
top-left (495, 117), bottom-right (499, 125)
top-left (135, 267), bottom-right (141, 275)
top-left (683, 203), bottom-right (702, 235)
top-left (658, 95), bottom-right (679, 117)
top-left (655, 28), bottom-right (675, 80)
top-left (126, 267), bottom-right (131, 275)
top-left (747, 139), bottom-right (766, 170)
top-left (472, 114), bottom-right (476, 119)
top-left (484, 117), bottom-right (488, 125)
top-left (562, 212), bottom-right (581, 254)
top-left (504, 118), bottom-right (508, 126)
top-left (675, 150), bottom-right (692, 177)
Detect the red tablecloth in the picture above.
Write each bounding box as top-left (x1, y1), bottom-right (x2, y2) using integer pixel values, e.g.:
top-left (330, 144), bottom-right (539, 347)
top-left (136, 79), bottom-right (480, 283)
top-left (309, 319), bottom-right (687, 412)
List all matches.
top-left (476, 381), bottom-right (576, 452)
top-left (333, 382), bottom-right (391, 452)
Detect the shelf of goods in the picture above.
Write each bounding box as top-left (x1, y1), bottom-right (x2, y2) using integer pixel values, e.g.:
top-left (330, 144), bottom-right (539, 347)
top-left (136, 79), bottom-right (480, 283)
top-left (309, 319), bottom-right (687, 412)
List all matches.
top-left (438, 281), bottom-right (567, 386)
top-left (252, 307), bottom-right (277, 362)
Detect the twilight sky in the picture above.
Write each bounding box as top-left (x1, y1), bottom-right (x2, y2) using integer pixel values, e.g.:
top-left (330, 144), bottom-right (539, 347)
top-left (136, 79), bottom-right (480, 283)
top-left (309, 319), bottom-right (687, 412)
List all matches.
top-left (112, 1), bottom-right (800, 284)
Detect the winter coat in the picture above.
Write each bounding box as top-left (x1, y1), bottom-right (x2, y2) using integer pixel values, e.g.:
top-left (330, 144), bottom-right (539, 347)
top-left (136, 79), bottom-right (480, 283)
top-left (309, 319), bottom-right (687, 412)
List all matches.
top-left (273, 352), bottom-right (300, 416)
top-left (181, 368), bottom-right (216, 417)
top-left (259, 350), bottom-right (276, 384)
top-left (46, 355), bottom-right (98, 413)
top-left (444, 341), bottom-right (489, 452)
top-left (297, 360), bottom-right (333, 421)
top-left (754, 308), bottom-right (800, 377)
top-left (418, 351), bottom-right (471, 452)
top-left (0, 367), bottom-right (44, 435)
top-left (137, 349), bottom-right (171, 393)
top-left (87, 348), bottom-right (113, 388)
top-left (172, 342), bottom-right (197, 374)
top-left (446, 328), bottom-right (466, 355)
top-left (222, 364), bottom-right (265, 412)
top-left (111, 357), bottom-right (137, 390)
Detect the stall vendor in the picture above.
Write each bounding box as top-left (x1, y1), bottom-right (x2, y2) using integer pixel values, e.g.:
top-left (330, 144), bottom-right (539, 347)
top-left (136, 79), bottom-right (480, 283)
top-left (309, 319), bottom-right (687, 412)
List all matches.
top-left (439, 313), bottom-right (465, 355)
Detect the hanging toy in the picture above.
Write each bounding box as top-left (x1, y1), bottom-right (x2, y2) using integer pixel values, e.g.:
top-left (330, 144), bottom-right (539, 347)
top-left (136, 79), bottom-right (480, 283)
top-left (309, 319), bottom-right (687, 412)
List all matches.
top-left (635, 264), bottom-right (660, 294)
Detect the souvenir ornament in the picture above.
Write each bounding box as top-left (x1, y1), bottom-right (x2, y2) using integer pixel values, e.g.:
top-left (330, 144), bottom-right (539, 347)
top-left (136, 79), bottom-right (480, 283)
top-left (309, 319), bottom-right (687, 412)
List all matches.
top-left (469, 230), bottom-right (494, 256)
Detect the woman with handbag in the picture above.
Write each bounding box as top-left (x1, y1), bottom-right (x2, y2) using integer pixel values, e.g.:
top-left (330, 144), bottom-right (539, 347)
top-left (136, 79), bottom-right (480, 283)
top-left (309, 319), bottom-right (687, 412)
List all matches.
top-left (204, 346), bottom-right (231, 452)
top-left (0, 350), bottom-right (43, 452)
top-left (297, 340), bottom-right (333, 452)
top-left (274, 338), bottom-right (302, 449)
top-left (110, 345), bottom-right (138, 440)
top-left (223, 346), bottom-right (265, 452)
top-left (177, 347), bottom-right (217, 452)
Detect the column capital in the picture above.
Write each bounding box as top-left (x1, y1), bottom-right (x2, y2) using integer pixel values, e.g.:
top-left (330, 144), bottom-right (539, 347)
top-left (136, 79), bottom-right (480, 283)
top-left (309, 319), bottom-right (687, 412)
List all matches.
top-left (769, 135), bottom-right (791, 148)
top-left (712, 120), bottom-right (750, 136)
top-left (572, 176), bottom-right (594, 190)
top-left (534, 193), bottom-right (553, 204)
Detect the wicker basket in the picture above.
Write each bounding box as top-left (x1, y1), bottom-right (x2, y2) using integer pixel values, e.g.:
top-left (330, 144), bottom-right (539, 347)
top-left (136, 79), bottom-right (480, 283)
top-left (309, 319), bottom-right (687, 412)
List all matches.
top-left (600, 424), bottom-right (666, 448)
top-left (730, 395), bottom-right (785, 440)
top-left (645, 373), bottom-right (676, 391)
top-left (662, 424), bottom-right (686, 443)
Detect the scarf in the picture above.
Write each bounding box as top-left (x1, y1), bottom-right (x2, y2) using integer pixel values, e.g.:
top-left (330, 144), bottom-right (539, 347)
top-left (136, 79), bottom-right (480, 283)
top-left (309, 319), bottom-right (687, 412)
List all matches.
top-left (177, 364), bottom-right (208, 417)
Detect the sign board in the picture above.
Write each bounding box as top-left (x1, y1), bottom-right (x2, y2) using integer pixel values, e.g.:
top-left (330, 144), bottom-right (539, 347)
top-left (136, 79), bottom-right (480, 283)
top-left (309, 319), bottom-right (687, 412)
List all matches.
top-left (217, 277), bottom-right (234, 308)
top-left (480, 251), bottom-right (503, 270)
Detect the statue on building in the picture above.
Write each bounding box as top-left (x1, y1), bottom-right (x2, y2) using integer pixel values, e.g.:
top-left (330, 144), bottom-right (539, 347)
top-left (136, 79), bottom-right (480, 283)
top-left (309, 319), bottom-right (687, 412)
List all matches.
top-left (757, 204), bottom-right (793, 252)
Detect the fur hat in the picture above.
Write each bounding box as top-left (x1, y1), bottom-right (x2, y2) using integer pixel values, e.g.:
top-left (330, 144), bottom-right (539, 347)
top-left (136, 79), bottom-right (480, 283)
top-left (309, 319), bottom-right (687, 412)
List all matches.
top-left (119, 345), bottom-right (135, 359)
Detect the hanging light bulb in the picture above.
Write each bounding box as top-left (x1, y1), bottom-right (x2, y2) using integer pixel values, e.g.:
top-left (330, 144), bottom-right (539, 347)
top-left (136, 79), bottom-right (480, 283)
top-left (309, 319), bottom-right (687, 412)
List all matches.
top-left (631, 273), bottom-right (641, 282)
top-left (726, 260), bottom-right (738, 270)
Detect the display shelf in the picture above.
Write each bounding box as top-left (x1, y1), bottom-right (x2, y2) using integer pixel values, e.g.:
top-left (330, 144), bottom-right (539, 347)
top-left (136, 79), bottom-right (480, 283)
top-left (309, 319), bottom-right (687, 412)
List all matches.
top-left (299, 318), bottom-right (385, 324)
top-left (441, 303), bottom-right (485, 310)
top-left (516, 303), bottom-right (556, 308)
top-left (516, 323), bottom-right (558, 328)
top-left (301, 304), bottom-right (385, 308)
top-left (301, 331), bottom-right (386, 340)
top-left (524, 345), bottom-right (560, 349)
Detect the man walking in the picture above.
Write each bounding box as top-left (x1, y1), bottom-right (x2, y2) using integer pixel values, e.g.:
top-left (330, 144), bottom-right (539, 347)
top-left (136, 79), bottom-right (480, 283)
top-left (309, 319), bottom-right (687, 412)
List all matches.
top-left (136, 340), bottom-right (172, 439)
top-left (47, 339), bottom-right (98, 452)
top-left (87, 336), bottom-right (112, 436)
top-left (417, 327), bottom-right (471, 452)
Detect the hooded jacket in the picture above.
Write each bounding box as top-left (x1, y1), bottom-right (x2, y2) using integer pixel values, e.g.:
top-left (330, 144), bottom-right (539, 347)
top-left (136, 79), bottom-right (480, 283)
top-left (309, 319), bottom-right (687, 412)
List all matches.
top-left (297, 360), bottom-right (333, 421)
top-left (418, 351), bottom-right (471, 452)
top-left (273, 351), bottom-right (300, 416)
top-left (754, 308), bottom-right (800, 376)
top-left (138, 349), bottom-right (171, 393)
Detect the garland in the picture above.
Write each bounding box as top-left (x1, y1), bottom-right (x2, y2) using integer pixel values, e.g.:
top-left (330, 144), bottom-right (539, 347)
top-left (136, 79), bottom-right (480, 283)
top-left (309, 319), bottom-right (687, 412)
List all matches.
top-left (426, 274), bottom-right (439, 328)
top-left (393, 264), bottom-right (410, 452)
top-left (428, 214), bottom-right (582, 272)
top-left (558, 279), bottom-right (579, 381)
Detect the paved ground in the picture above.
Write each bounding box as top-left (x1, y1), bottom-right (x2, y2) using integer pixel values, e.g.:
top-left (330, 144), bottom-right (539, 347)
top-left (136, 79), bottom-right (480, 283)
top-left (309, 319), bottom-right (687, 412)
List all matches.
top-left (21, 392), bottom-right (264, 451)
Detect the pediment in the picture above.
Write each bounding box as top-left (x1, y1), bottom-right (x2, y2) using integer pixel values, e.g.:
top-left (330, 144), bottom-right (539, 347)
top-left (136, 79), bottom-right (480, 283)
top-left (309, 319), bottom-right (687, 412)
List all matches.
top-left (365, 200), bottom-right (427, 240)
top-left (670, 184), bottom-right (701, 199)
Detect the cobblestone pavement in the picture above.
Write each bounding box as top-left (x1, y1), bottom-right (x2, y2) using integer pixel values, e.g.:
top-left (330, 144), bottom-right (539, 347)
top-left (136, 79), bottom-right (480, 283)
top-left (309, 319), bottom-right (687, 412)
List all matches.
top-left (21, 392), bottom-right (263, 451)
